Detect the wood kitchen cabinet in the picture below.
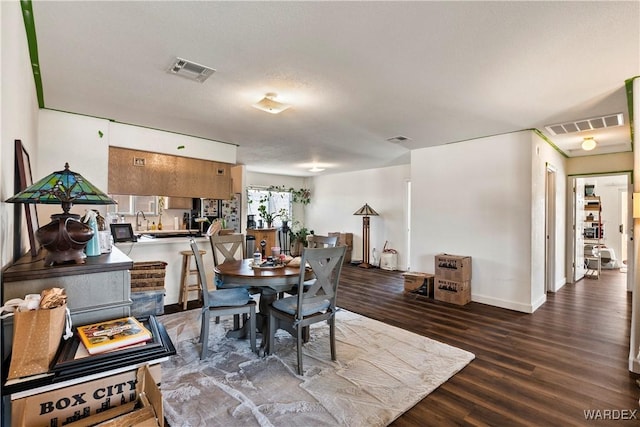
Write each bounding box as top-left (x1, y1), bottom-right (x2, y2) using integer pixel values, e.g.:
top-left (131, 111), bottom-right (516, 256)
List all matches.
top-left (246, 228), bottom-right (278, 256)
top-left (109, 147), bottom-right (232, 199)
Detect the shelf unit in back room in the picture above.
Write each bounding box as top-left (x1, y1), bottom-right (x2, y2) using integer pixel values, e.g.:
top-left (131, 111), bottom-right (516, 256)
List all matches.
top-left (583, 195), bottom-right (604, 245)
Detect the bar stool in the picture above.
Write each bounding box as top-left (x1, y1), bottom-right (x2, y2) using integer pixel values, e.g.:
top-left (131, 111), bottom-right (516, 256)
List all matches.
top-left (179, 249), bottom-right (206, 310)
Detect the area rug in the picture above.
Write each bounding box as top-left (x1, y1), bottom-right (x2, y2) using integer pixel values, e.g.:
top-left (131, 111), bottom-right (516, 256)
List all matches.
top-left (159, 309), bottom-right (475, 427)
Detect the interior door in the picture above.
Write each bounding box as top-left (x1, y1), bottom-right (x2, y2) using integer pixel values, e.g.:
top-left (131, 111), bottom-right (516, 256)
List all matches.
top-left (573, 178), bottom-right (586, 282)
top-left (545, 166), bottom-right (556, 292)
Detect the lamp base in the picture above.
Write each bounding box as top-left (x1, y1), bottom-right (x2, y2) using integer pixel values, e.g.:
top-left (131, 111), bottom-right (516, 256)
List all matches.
top-left (36, 213), bottom-right (94, 266)
top-left (357, 262), bottom-right (374, 269)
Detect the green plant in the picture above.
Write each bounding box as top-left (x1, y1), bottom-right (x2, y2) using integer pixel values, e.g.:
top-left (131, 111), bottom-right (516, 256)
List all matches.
top-left (257, 195), bottom-right (280, 226)
top-left (289, 224), bottom-right (314, 244)
top-left (266, 185), bottom-right (311, 205)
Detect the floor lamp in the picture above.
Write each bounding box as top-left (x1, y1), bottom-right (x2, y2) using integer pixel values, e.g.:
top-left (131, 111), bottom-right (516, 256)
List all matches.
top-left (354, 203), bottom-right (379, 268)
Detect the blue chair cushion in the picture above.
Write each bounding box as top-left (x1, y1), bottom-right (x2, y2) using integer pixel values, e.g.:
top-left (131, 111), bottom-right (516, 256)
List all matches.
top-left (272, 295), bottom-right (330, 316)
top-left (208, 287), bottom-right (252, 307)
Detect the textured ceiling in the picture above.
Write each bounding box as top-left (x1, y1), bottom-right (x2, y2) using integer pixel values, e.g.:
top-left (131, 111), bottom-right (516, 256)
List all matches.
top-left (31, 1), bottom-right (639, 176)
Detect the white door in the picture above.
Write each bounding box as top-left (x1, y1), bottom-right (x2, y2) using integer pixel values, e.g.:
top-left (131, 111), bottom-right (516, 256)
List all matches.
top-left (573, 178), bottom-right (586, 282)
top-left (545, 166), bottom-right (556, 292)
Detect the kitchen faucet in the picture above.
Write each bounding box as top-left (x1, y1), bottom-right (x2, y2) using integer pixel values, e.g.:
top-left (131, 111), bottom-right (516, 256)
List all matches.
top-left (136, 211), bottom-right (147, 231)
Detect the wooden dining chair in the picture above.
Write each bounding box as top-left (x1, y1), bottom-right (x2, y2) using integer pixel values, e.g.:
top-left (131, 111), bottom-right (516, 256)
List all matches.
top-left (209, 233), bottom-right (246, 266)
top-left (268, 245), bottom-right (347, 375)
top-left (190, 239), bottom-right (256, 359)
top-left (289, 234), bottom-right (339, 296)
top-left (306, 234), bottom-right (338, 248)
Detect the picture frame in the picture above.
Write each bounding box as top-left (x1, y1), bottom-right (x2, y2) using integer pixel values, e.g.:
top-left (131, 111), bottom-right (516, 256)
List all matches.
top-left (14, 139), bottom-right (40, 257)
top-left (110, 223), bottom-right (136, 242)
top-left (52, 316), bottom-right (165, 378)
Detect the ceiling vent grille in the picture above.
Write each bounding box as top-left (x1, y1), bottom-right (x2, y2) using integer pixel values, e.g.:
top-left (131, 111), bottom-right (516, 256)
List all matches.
top-left (545, 113), bottom-right (624, 135)
top-left (386, 135), bottom-right (411, 143)
top-left (168, 57), bottom-right (215, 83)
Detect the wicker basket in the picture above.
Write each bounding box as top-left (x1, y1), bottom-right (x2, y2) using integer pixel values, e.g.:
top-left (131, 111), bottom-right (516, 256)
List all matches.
top-left (131, 261), bottom-right (167, 292)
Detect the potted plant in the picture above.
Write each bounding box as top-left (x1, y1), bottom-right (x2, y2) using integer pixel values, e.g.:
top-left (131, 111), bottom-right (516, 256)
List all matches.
top-left (257, 197), bottom-right (280, 228)
top-left (289, 223), bottom-right (314, 256)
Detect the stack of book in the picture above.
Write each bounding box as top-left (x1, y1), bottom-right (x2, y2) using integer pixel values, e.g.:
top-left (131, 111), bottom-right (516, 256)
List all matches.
top-left (77, 317), bottom-right (152, 355)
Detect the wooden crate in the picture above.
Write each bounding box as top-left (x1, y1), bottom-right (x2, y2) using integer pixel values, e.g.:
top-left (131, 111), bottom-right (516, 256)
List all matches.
top-left (434, 277), bottom-right (471, 305)
top-left (131, 261), bottom-right (167, 292)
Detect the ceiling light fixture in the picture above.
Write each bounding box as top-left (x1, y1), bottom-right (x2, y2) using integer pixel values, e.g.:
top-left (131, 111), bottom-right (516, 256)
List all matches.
top-left (252, 92), bottom-right (291, 114)
top-left (309, 167), bottom-right (325, 173)
top-left (582, 137), bottom-right (597, 151)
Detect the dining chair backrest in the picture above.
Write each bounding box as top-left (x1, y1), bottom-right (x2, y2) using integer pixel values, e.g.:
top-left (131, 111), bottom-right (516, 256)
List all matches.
top-left (190, 239), bottom-right (211, 307)
top-left (210, 233), bottom-right (245, 266)
top-left (296, 246), bottom-right (347, 318)
top-left (306, 234), bottom-right (338, 249)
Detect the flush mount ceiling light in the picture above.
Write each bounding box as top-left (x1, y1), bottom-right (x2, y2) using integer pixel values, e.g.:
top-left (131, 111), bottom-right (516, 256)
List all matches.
top-left (252, 92), bottom-right (291, 114)
top-left (582, 137), bottom-right (597, 151)
top-left (309, 166), bottom-right (325, 173)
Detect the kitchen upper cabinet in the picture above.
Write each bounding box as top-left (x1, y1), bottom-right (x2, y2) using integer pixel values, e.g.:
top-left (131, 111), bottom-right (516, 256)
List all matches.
top-left (109, 147), bottom-right (231, 199)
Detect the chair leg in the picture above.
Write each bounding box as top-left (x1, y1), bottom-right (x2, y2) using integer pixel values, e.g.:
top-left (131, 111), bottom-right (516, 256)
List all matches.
top-left (249, 306), bottom-right (257, 353)
top-left (268, 313), bottom-right (277, 356)
top-left (200, 310), bottom-right (210, 360)
top-left (296, 325), bottom-right (304, 375)
top-left (329, 316), bottom-right (336, 361)
top-left (233, 314), bottom-right (240, 330)
top-left (180, 255), bottom-right (189, 311)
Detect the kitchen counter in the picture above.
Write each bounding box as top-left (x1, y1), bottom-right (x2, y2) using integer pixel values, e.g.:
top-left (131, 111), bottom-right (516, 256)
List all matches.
top-left (116, 235), bottom-right (214, 305)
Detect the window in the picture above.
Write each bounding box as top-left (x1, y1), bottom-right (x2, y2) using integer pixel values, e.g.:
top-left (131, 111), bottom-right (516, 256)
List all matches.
top-left (108, 195), bottom-right (158, 215)
top-left (247, 188), bottom-right (292, 227)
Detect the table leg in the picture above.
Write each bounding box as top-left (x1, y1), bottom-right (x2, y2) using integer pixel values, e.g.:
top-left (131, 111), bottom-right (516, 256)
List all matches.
top-left (258, 288), bottom-right (278, 356)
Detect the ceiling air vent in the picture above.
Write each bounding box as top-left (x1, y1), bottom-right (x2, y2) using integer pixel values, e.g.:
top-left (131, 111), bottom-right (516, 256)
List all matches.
top-left (386, 135), bottom-right (411, 143)
top-left (545, 113), bottom-right (624, 136)
top-left (168, 57), bottom-right (215, 83)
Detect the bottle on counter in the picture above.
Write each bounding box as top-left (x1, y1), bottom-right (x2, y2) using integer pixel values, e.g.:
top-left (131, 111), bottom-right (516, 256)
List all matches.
top-left (150, 221), bottom-right (157, 230)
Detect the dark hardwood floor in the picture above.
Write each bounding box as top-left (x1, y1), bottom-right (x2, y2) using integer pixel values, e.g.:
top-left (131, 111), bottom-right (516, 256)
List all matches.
top-left (336, 265), bottom-right (639, 426)
top-left (165, 264), bottom-right (639, 426)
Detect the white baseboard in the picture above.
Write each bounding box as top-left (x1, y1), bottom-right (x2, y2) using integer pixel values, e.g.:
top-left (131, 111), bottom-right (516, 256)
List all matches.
top-left (471, 294), bottom-right (543, 314)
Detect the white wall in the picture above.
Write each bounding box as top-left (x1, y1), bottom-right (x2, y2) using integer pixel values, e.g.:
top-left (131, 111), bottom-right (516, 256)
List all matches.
top-left (36, 110), bottom-right (240, 221)
top-left (307, 165), bottom-right (410, 269)
top-left (410, 130), bottom-right (566, 313)
top-left (567, 152), bottom-right (633, 175)
top-left (629, 77), bottom-right (640, 373)
top-left (532, 131), bottom-right (568, 299)
top-left (109, 122), bottom-right (236, 164)
top-left (1, 1), bottom-right (40, 267)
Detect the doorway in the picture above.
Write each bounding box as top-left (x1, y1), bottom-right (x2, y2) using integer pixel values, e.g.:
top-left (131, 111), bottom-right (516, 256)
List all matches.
top-left (571, 173), bottom-right (631, 287)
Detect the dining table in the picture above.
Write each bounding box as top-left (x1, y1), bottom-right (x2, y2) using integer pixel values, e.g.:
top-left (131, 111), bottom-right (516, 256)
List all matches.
top-left (214, 258), bottom-right (314, 353)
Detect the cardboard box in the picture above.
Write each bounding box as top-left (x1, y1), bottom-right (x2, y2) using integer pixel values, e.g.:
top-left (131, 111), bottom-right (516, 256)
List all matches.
top-left (403, 273), bottom-right (435, 297)
top-left (329, 232), bottom-right (353, 263)
top-left (68, 365), bottom-right (163, 427)
top-left (434, 277), bottom-right (471, 305)
top-left (11, 364), bottom-right (162, 427)
top-left (328, 232), bottom-right (353, 247)
top-left (435, 254), bottom-right (472, 282)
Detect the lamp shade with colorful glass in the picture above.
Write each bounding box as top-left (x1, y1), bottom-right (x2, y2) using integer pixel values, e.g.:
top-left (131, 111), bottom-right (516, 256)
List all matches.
top-left (5, 163), bottom-right (116, 266)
